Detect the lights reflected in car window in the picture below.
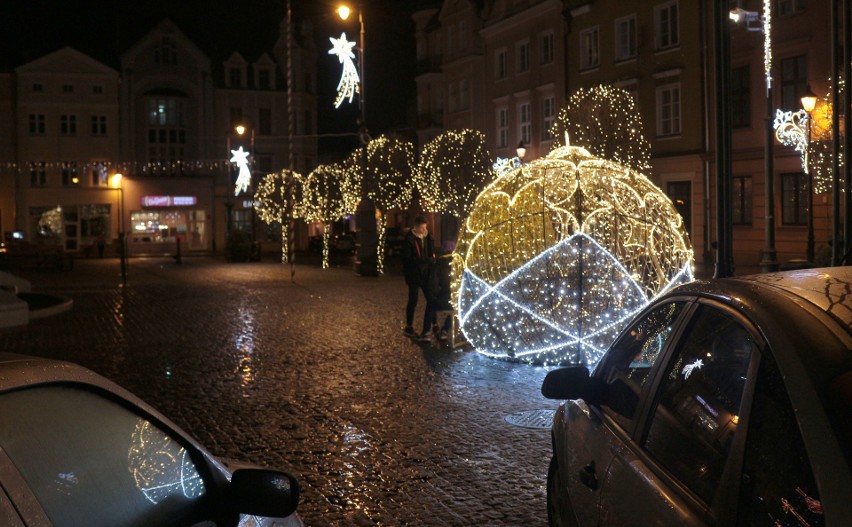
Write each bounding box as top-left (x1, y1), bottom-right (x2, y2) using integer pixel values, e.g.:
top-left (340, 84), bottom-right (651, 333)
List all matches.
top-left (128, 420), bottom-right (206, 504)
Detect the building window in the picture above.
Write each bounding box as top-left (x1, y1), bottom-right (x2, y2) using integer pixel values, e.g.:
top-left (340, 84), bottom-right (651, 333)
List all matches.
top-left (147, 98), bottom-right (186, 164)
top-left (91, 162), bottom-right (109, 186)
top-left (615, 15), bottom-right (637, 61)
top-left (60, 115), bottom-right (77, 135)
top-left (541, 32), bottom-right (554, 65)
top-left (496, 49), bottom-right (508, 79)
top-left (517, 41), bottom-right (530, 73)
top-left (497, 107), bottom-right (508, 148)
top-left (30, 162), bottom-right (46, 186)
top-left (230, 107), bottom-right (243, 128)
top-left (62, 162), bottom-right (79, 186)
top-left (780, 55), bottom-right (807, 110)
top-left (731, 66), bottom-right (751, 128)
top-left (32, 83), bottom-right (43, 92)
top-left (155, 36), bottom-right (176, 64)
top-left (93, 85), bottom-right (104, 94)
top-left (580, 27), bottom-right (600, 70)
top-left (91, 115), bottom-right (107, 136)
top-left (655, 1), bottom-right (679, 50)
top-left (781, 172), bottom-right (808, 225)
top-left (258, 69), bottom-right (270, 89)
top-left (657, 83), bottom-right (682, 136)
top-left (733, 176), bottom-right (753, 225)
top-left (62, 84), bottom-right (73, 93)
top-left (29, 114), bottom-right (45, 135)
top-left (229, 67), bottom-right (242, 89)
top-left (542, 96), bottom-right (555, 140)
top-left (259, 108), bottom-right (272, 135)
top-left (460, 79), bottom-right (469, 110)
top-left (518, 102), bottom-right (531, 145)
top-left (778, 0), bottom-right (806, 16)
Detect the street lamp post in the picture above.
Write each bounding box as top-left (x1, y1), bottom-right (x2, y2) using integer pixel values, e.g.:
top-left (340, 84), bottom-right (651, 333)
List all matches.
top-left (236, 124), bottom-right (256, 242)
top-left (225, 124), bottom-right (250, 242)
top-left (801, 85), bottom-right (817, 263)
top-left (338, 3), bottom-right (378, 276)
top-left (110, 173), bottom-right (126, 285)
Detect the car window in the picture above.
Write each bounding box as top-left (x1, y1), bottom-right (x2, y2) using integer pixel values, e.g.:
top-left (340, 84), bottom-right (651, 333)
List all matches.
top-left (596, 301), bottom-right (686, 430)
top-left (643, 305), bottom-right (757, 504)
top-left (0, 385), bottom-right (208, 527)
top-left (737, 352), bottom-right (824, 526)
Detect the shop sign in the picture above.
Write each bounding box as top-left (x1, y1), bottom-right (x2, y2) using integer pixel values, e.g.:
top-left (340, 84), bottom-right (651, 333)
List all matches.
top-left (141, 195), bottom-right (198, 207)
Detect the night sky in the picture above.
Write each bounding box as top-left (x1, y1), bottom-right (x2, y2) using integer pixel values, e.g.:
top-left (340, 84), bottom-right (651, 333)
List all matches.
top-left (2, 0), bottom-right (418, 153)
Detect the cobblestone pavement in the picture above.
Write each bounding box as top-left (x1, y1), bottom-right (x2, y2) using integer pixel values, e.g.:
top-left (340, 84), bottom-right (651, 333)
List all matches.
top-left (0, 255), bottom-right (557, 526)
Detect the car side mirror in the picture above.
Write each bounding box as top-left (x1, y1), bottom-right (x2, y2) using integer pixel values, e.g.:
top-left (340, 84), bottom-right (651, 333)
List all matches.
top-left (228, 468), bottom-right (300, 518)
top-left (541, 366), bottom-right (604, 404)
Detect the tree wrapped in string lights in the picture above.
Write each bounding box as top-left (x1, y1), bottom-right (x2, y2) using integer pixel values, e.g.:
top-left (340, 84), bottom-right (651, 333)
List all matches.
top-left (344, 135), bottom-right (416, 272)
top-left (254, 169), bottom-right (303, 264)
top-left (453, 145), bottom-right (694, 367)
top-left (301, 164), bottom-right (359, 268)
top-left (415, 129), bottom-right (495, 242)
top-left (804, 79), bottom-right (847, 195)
top-left (550, 85), bottom-right (651, 172)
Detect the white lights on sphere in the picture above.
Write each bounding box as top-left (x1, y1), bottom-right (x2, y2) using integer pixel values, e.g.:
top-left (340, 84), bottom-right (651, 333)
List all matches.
top-left (453, 145), bottom-right (694, 367)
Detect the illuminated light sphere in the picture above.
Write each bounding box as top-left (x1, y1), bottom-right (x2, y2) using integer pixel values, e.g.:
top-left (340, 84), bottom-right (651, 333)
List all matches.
top-left (453, 145), bottom-right (694, 367)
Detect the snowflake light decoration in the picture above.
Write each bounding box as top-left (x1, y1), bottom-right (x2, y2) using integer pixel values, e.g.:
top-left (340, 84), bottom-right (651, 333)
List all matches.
top-left (773, 109), bottom-right (810, 173)
top-left (453, 145), bottom-right (694, 367)
top-left (328, 32), bottom-right (360, 108)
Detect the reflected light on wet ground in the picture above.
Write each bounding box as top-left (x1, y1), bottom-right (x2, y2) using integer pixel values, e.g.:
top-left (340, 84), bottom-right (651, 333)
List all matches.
top-left (233, 305), bottom-right (257, 394)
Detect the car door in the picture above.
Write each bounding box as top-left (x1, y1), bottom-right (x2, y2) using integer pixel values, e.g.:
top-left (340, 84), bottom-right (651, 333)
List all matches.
top-left (554, 300), bottom-right (689, 525)
top-left (599, 301), bottom-right (761, 526)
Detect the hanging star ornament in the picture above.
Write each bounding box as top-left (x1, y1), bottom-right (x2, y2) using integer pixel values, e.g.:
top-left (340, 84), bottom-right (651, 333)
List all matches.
top-left (328, 32), bottom-right (360, 108)
top-left (230, 146), bottom-right (251, 196)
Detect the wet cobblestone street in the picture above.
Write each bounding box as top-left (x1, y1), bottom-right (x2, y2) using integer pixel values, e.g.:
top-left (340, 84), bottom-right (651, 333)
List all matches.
top-left (0, 256), bottom-right (555, 526)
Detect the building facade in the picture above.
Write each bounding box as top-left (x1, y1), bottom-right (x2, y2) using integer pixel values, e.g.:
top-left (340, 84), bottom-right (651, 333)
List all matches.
top-left (414, 0), bottom-right (838, 267)
top-left (1, 17), bottom-right (317, 257)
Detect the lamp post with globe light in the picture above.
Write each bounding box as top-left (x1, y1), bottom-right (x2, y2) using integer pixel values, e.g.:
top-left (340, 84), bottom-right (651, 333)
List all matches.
top-left (800, 85), bottom-right (818, 263)
top-left (109, 173), bottom-right (126, 285)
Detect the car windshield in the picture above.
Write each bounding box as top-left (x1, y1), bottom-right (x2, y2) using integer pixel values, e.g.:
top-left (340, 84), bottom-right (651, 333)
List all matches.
top-left (0, 385), bottom-right (208, 526)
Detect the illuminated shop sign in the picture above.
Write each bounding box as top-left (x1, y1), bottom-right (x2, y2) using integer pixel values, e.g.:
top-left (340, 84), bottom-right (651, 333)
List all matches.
top-left (141, 196), bottom-right (198, 207)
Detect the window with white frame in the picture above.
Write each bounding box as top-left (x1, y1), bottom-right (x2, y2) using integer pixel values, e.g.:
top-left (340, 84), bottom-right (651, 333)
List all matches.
top-left (542, 96), bottom-right (555, 140)
top-left (91, 162), bottom-right (109, 186)
top-left (60, 115), bottom-right (77, 135)
top-left (30, 161), bottom-right (46, 186)
top-left (541, 32), bottom-right (554, 65)
top-left (496, 49), bottom-right (508, 79)
top-left (155, 36), bottom-right (177, 64)
top-left (497, 107), bottom-right (508, 148)
top-left (656, 83), bottom-right (681, 136)
top-left (655, 1), bottom-right (679, 50)
top-left (62, 162), bottom-right (78, 186)
top-left (519, 102), bottom-right (531, 145)
top-left (580, 27), bottom-right (600, 70)
top-left (517, 41), bottom-right (530, 73)
top-left (615, 15), bottom-right (637, 61)
top-left (778, 0), bottom-right (805, 15)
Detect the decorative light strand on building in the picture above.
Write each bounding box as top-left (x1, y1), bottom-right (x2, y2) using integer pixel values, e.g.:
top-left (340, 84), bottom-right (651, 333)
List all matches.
top-left (453, 145), bottom-right (694, 367)
top-left (328, 32), bottom-right (360, 108)
top-left (764, 0), bottom-right (772, 92)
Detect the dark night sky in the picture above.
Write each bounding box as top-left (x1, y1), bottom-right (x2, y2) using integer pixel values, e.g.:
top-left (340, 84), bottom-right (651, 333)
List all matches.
top-left (1, 0), bottom-right (418, 154)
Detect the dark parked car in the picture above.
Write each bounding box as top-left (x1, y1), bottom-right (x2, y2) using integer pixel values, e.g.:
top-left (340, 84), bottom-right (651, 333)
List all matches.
top-left (543, 267), bottom-right (852, 527)
top-left (0, 353), bottom-right (303, 526)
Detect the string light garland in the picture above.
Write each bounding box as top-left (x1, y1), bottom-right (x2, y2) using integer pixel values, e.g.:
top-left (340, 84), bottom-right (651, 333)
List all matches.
top-left (453, 145), bottom-right (694, 367)
top-left (254, 169), bottom-right (303, 264)
top-left (328, 32), bottom-right (360, 108)
top-left (343, 135), bottom-right (415, 273)
top-left (415, 129), bottom-right (495, 219)
top-left (550, 85), bottom-right (651, 172)
top-left (301, 164), bottom-right (358, 268)
top-left (804, 78), bottom-right (847, 194)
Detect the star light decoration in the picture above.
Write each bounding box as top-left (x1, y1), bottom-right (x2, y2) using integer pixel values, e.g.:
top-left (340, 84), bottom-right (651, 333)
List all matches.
top-left (328, 32), bottom-right (360, 108)
top-left (230, 146), bottom-right (251, 196)
top-left (453, 145), bottom-right (694, 367)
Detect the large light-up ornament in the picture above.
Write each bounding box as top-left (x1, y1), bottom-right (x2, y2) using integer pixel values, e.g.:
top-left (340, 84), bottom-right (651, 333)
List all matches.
top-left (328, 32), bottom-right (360, 108)
top-left (773, 109), bottom-right (809, 173)
top-left (231, 146), bottom-right (251, 196)
top-left (453, 145), bottom-right (694, 367)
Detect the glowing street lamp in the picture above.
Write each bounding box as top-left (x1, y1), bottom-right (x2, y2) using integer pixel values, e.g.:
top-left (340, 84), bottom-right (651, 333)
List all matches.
top-left (516, 141), bottom-right (527, 161)
top-left (801, 85), bottom-right (818, 262)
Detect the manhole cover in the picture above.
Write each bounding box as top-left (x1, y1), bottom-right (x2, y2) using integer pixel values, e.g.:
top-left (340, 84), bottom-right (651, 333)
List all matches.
top-left (504, 409), bottom-right (556, 429)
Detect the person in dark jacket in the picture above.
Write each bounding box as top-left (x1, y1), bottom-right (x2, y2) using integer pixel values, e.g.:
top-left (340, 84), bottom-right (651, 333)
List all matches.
top-left (402, 216), bottom-right (435, 341)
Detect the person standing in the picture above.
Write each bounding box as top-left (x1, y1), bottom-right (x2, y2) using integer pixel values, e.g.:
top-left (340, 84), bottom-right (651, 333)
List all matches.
top-left (402, 216), bottom-right (435, 342)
